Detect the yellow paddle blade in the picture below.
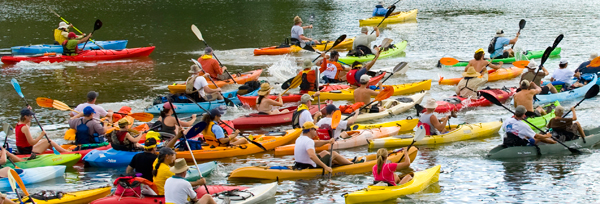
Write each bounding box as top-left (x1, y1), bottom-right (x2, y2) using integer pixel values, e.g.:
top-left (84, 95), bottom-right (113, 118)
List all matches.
top-left (589, 56), bottom-right (600, 67)
top-left (9, 168), bottom-right (29, 196)
top-left (52, 99), bottom-right (73, 112)
top-left (512, 60), bottom-right (529, 68)
top-left (130, 112), bottom-right (154, 122)
top-left (374, 86), bottom-right (394, 101)
top-left (64, 129), bottom-right (76, 140)
top-left (36, 97), bottom-right (54, 108)
top-left (289, 75), bottom-right (303, 89)
top-left (439, 57), bottom-right (459, 66)
top-left (331, 110), bottom-right (342, 130)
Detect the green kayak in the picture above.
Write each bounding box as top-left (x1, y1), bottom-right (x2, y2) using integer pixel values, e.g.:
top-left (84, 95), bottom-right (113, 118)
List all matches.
top-left (449, 47), bottom-right (561, 67)
top-left (487, 134), bottom-right (600, 159)
top-left (6, 153), bottom-right (81, 169)
top-left (524, 101), bottom-right (559, 130)
top-left (338, 40), bottom-right (407, 65)
top-left (184, 161), bottom-right (218, 181)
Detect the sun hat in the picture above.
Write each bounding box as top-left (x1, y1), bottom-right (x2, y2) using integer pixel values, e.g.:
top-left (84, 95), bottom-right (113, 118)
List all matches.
top-left (495, 29), bottom-right (505, 37)
top-left (170, 158), bottom-right (189, 174)
top-left (68, 32), bottom-right (77, 39)
top-left (300, 94), bottom-right (314, 103)
top-left (163, 103), bottom-right (177, 110)
top-left (378, 0), bottom-right (385, 5)
top-left (462, 66), bottom-right (481, 77)
top-left (359, 75), bottom-right (371, 84)
top-left (475, 48), bottom-right (485, 54)
top-left (361, 27), bottom-right (369, 33)
top-left (526, 60), bottom-right (537, 69)
top-left (590, 53), bottom-right (598, 61)
top-left (189, 65), bottom-right (202, 73)
top-left (303, 59), bottom-right (313, 69)
top-left (83, 106), bottom-right (96, 116)
top-left (258, 83), bottom-right (272, 96)
top-left (58, 22), bottom-right (68, 30)
top-left (294, 16), bottom-right (303, 24)
top-left (424, 98), bottom-right (438, 109)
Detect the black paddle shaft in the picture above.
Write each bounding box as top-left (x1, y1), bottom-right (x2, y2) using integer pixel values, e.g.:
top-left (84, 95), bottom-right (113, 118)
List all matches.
top-left (81, 19), bottom-right (102, 50)
top-left (371, 5), bottom-right (396, 34)
top-left (511, 19), bottom-right (526, 49)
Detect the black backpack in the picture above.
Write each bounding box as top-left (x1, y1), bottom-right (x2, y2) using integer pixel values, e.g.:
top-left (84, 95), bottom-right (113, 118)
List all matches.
top-left (291, 109), bottom-right (308, 129)
top-left (488, 37), bottom-right (499, 53)
top-left (299, 72), bottom-right (314, 91)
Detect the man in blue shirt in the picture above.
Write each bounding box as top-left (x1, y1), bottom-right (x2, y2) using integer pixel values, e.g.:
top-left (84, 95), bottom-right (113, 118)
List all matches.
top-left (489, 29), bottom-right (519, 59)
top-left (373, 1), bottom-right (389, 16)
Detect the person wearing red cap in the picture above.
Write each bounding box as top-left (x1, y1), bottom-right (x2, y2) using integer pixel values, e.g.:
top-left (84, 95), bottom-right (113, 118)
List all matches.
top-left (62, 32), bottom-right (93, 56)
top-left (156, 103), bottom-right (196, 135)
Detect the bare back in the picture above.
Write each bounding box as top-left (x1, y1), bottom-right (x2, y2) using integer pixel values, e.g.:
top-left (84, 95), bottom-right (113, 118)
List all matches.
top-left (256, 98), bottom-right (275, 113)
top-left (466, 59), bottom-right (489, 73)
top-left (353, 86), bottom-right (378, 104)
top-left (513, 90), bottom-right (538, 111)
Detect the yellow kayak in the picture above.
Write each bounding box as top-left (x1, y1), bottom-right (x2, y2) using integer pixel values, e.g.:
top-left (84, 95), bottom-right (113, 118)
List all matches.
top-left (344, 165), bottom-right (440, 203)
top-left (359, 9), bottom-right (419, 26)
top-left (349, 118), bottom-right (418, 133)
top-left (228, 146), bottom-right (417, 181)
top-left (313, 38), bottom-right (355, 51)
top-left (14, 187), bottom-right (111, 204)
top-left (309, 80), bottom-right (432, 101)
top-left (369, 121), bottom-right (502, 149)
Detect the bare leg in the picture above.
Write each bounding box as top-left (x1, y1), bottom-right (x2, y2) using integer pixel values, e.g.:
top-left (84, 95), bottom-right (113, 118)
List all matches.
top-left (331, 151), bottom-right (352, 165)
top-left (398, 174), bottom-right (413, 185)
top-left (230, 137), bottom-right (247, 145)
top-left (535, 106), bottom-right (547, 116)
top-left (535, 135), bottom-right (556, 144)
top-left (281, 109), bottom-right (290, 113)
top-left (0, 167), bottom-right (11, 178)
top-left (6, 152), bottom-right (25, 163)
top-left (195, 194), bottom-right (216, 204)
top-left (33, 140), bottom-right (70, 154)
top-left (575, 122), bottom-right (586, 138)
top-left (394, 173), bottom-right (400, 184)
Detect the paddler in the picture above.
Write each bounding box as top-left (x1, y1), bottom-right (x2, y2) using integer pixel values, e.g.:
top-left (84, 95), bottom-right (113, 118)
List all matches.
top-left (292, 94), bottom-right (322, 128)
top-left (514, 80), bottom-right (547, 118)
top-left (353, 75), bottom-right (384, 113)
top-left (293, 121), bottom-right (353, 171)
top-left (71, 91), bottom-right (113, 120)
top-left (550, 59), bottom-right (574, 90)
top-left (502, 105), bottom-right (555, 147)
top-left (201, 108), bottom-right (247, 146)
top-left (164, 158), bottom-right (215, 204)
top-left (68, 106), bottom-right (109, 148)
top-left (256, 83), bottom-right (289, 115)
top-left (419, 99), bottom-right (453, 135)
top-left (317, 51), bottom-right (350, 83)
top-left (455, 66), bottom-right (488, 99)
top-left (352, 27), bottom-right (380, 56)
top-left (575, 53), bottom-right (600, 74)
top-left (109, 118), bottom-right (144, 151)
top-left (198, 47), bottom-right (229, 80)
top-left (185, 65), bottom-right (223, 102)
top-left (372, 148), bottom-right (412, 186)
top-left (520, 60), bottom-right (558, 95)
top-left (346, 47), bottom-right (382, 87)
top-left (297, 60), bottom-right (318, 94)
top-left (372, 1), bottom-right (391, 17)
top-left (15, 108), bottom-right (71, 156)
top-left (126, 137), bottom-right (158, 181)
top-left (315, 105), bottom-right (359, 139)
top-left (291, 16), bottom-right (318, 46)
top-left (154, 147), bottom-right (209, 196)
top-left (465, 48), bottom-right (504, 73)
top-left (489, 29), bottom-right (519, 59)
top-left (62, 32), bottom-right (93, 56)
top-left (547, 106), bottom-right (586, 142)
top-left (53, 21), bottom-right (85, 45)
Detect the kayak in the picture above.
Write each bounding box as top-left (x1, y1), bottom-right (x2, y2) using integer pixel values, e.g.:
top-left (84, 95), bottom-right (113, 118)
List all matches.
top-left (16, 144), bottom-right (111, 163)
top-left (448, 47), bottom-right (562, 67)
top-left (358, 9), bottom-right (419, 25)
top-left (1, 46), bottom-right (155, 64)
top-left (309, 80), bottom-right (432, 101)
top-left (487, 134), bottom-right (600, 159)
top-left (16, 186), bottom-right (111, 204)
top-left (228, 146), bottom-right (417, 181)
top-left (83, 148), bottom-right (139, 168)
top-left (213, 182), bottom-right (278, 204)
top-left (0, 166), bottom-right (66, 189)
top-left (167, 69), bottom-right (263, 92)
top-left (525, 101), bottom-right (559, 130)
top-left (338, 41), bottom-right (408, 65)
top-left (349, 118), bottom-right (419, 132)
top-left (439, 67), bottom-right (524, 85)
top-left (433, 87), bottom-right (516, 113)
top-left (90, 185), bottom-right (249, 204)
top-left (313, 38), bottom-right (355, 51)
top-left (176, 129), bottom-right (302, 161)
top-left (253, 45), bottom-right (302, 55)
top-left (185, 161), bottom-right (218, 181)
top-left (368, 121), bottom-right (502, 149)
top-left (274, 126), bottom-right (401, 156)
top-left (352, 91), bottom-right (427, 123)
top-left (6, 154), bottom-right (80, 169)
top-left (11, 40), bottom-right (128, 55)
top-left (231, 105), bottom-right (320, 130)
top-left (344, 165), bottom-right (440, 203)
top-left (534, 74), bottom-right (598, 104)
top-left (145, 90), bottom-right (259, 114)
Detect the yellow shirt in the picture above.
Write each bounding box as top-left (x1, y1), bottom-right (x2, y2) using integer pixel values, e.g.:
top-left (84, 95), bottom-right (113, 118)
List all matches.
top-left (152, 159), bottom-right (174, 195)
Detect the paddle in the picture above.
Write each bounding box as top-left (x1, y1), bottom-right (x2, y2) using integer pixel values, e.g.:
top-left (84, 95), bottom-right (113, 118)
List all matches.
top-left (48, 7), bottom-right (104, 49)
top-left (81, 19), bottom-right (103, 51)
top-left (326, 110), bottom-right (342, 181)
top-left (511, 19), bottom-right (526, 49)
top-left (281, 75), bottom-right (302, 96)
top-left (190, 59), bottom-right (237, 107)
top-left (371, 5), bottom-right (396, 34)
top-left (530, 34), bottom-right (564, 83)
top-left (309, 14), bottom-right (315, 39)
top-left (7, 171), bottom-right (25, 204)
top-left (343, 86), bottom-right (394, 120)
top-left (312, 35), bottom-right (347, 62)
top-left (512, 60), bottom-right (530, 68)
top-left (35, 97), bottom-right (154, 122)
top-left (191, 24), bottom-right (237, 84)
top-left (398, 124), bottom-right (426, 162)
top-left (480, 91), bottom-right (581, 154)
top-left (10, 79), bottom-right (60, 155)
top-left (562, 84), bottom-right (599, 117)
top-left (9, 168), bottom-right (35, 204)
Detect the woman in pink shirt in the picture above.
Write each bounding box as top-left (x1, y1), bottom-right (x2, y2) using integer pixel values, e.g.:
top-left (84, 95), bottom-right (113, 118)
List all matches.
top-left (372, 148), bottom-right (412, 186)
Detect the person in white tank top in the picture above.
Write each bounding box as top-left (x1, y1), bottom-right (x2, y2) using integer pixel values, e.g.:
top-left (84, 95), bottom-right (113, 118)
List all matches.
top-left (419, 98), bottom-right (454, 135)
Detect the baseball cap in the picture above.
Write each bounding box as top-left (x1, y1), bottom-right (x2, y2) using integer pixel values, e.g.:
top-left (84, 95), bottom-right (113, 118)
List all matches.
top-left (359, 75), bottom-right (371, 84)
top-left (20, 108), bottom-right (34, 117)
top-left (163, 103), bottom-right (177, 110)
top-left (83, 106), bottom-right (96, 116)
top-left (361, 27), bottom-right (368, 33)
top-left (300, 94), bottom-right (314, 103)
top-left (325, 104), bottom-right (338, 114)
top-left (303, 121), bottom-right (316, 131)
top-left (210, 108), bottom-right (224, 117)
top-left (68, 32), bottom-right (77, 39)
top-left (559, 59), bottom-right (568, 65)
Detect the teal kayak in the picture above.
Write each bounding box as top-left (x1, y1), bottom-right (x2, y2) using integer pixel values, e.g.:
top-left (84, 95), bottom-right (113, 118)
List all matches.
top-left (448, 47), bottom-right (562, 67)
top-left (11, 40), bottom-right (128, 55)
top-left (145, 90), bottom-right (259, 114)
top-left (0, 166), bottom-right (66, 189)
top-left (5, 154), bottom-right (81, 169)
top-left (487, 133), bottom-right (600, 159)
top-left (338, 40), bottom-right (407, 65)
top-left (535, 75), bottom-right (597, 104)
top-left (185, 161), bottom-right (218, 181)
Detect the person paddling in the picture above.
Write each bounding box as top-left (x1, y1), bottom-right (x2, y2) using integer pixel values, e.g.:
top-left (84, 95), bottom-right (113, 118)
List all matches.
top-left (15, 108), bottom-right (70, 156)
top-left (520, 60), bottom-right (558, 95)
top-left (292, 94), bottom-right (322, 128)
top-left (575, 53), bottom-right (600, 74)
top-left (550, 60), bottom-right (574, 91)
top-left (291, 16), bottom-right (318, 46)
top-left (297, 60), bottom-right (318, 94)
top-left (547, 106), bottom-right (586, 142)
top-left (465, 48), bottom-right (503, 73)
top-left (372, 148), bottom-right (412, 186)
top-left (372, 1), bottom-right (393, 17)
top-left (201, 108), bottom-right (247, 147)
top-left (256, 83), bottom-right (289, 115)
top-left (502, 105), bottom-right (554, 147)
top-left (198, 47), bottom-right (229, 81)
top-left (109, 118), bottom-right (144, 151)
top-left (354, 75), bottom-right (384, 113)
top-left (315, 105), bottom-right (359, 139)
top-left (352, 27), bottom-right (380, 56)
top-left (164, 158), bottom-right (215, 204)
top-left (489, 29), bottom-right (519, 59)
top-left (185, 65), bottom-right (223, 102)
top-left (456, 66), bottom-right (488, 99)
top-left (514, 80), bottom-right (546, 118)
top-left (126, 137), bottom-right (158, 181)
top-left (293, 121), bottom-right (353, 171)
top-left (419, 99), bottom-right (454, 135)
top-left (54, 22), bottom-right (85, 45)
top-left (68, 106), bottom-right (109, 148)
top-left (62, 32), bottom-right (93, 56)
top-left (70, 91), bottom-right (113, 120)
top-left (346, 47), bottom-right (382, 88)
top-left (157, 103), bottom-right (196, 135)
top-left (317, 51), bottom-right (350, 83)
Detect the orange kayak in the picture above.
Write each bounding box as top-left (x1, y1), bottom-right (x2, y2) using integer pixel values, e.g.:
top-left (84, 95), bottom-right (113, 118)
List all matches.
top-left (439, 67), bottom-right (524, 85)
top-left (254, 45), bottom-right (302, 55)
top-left (168, 69), bottom-right (263, 93)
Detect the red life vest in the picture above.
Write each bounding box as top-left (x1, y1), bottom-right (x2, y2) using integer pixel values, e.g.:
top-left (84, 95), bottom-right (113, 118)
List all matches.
top-left (346, 69), bottom-right (359, 86)
top-left (339, 102), bottom-right (364, 114)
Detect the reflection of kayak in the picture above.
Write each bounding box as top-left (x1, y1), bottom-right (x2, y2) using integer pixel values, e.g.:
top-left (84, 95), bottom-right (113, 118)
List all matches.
top-left (232, 105), bottom-right (320, 130)
top-left (439, 67), bottom-right (524, 85)
top-left (433, 88), bottom-right (516, 113)
top-left (534, 74), bottom-right (598, 104)
top-left (15, 186), bottom-right (111, 204)
top-left (90, 185), bottom-right (248, 204)
top-left (11, 40), bottom-right (128, 55)
top-left (145, 90), bottom-right (258, 114)
top-left (1, 46), bottom-right (155, 64)
top-left (253, 45), bottom-right (302, 55)
top-left (448, 47), bottom-right (562, 67)
top-left (0, 166), bottom-right (66, 189)
top-left (310, 80), bottom-right (431, 101)
top-left (338, 41), bottom-right (408, 64)
top-left (168, 69), bottom-right (263, 92)
top-left (487, 134), bottom-right (600, 159)
top-left (358, 9), bottom-right (419, 25)
top-left (344, 165), bottom-right (440, 204)
top-left (313, 38), bottom-right (355, 51)
top-left (228, 146), bottom-right (417, 181)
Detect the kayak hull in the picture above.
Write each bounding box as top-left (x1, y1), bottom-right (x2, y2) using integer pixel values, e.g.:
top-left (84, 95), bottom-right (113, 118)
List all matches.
top-left (168, 69), bottom-right (263, 92)
top-left (213, 183), bottom-right (278, 204)
top-left (349, 118), bottom-right (419, 132)
top-left (254, 45), bottom-right (301, 55)
top-left (0, 166), bottom-right (65, 189)
top-left (534, 75), bottom-right (598, 104)
top-left (11, 40), bottom-right (128, 55)
top-left (313, 38), bottom-right (355, 51)
top-left (487, 134), bottom-right (600, 159)
top-left (185, 161), bottom-right (218, 181)
top-left (309, 80), bottom-right (432, 101)
top-left (439, 67), bottom-right (524, 85)
top-left (145, 90), bottom-right (258, 114)
top-left (83, 148), bottom-right (138, 168)
top-left (434, 88), bottom-right (516, 113)
top-left (359, 9), bottom-right (419, 25)
top-left (338, 41), bottom-right (408, 64)
top-left (231, 105), bottom-right (320, 130)
top-left (449, 47), bottom-right (562, 67)
top-left (1, 46), bottom-right (155, 64)
top-left (19, 186), bottom-right (112, 204)
top-left (6, 154), bottom-right (81, 169)
top-left (352, 91), bottom-right (427, 123)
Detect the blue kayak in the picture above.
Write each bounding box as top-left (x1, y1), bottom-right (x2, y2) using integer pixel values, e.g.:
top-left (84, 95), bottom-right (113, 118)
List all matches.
top-left (0, 166), bottom-right (65, 189)
top-left (535, 74), bottom-right (597, 104)
top-left (83, 148), bottom-right (139, 168)
top-left (11, 40), bottom-right (128, 55)
top-left (145, 89), bottom-right (259, 114)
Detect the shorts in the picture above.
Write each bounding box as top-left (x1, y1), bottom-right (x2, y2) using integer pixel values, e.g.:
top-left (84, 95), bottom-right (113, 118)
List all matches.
top-left (540, 86), bottom-right (550, 95)
top-left (525, 110), bottom-right (541, 118)
top-left (202, 92), bottom-right (221, 102)
top-left (17, 146), bottom-right (33, 154)
top-left (293, 154), bottom-right (331, 170)
top-left (368, 105), bottom-right (380, 113)
top-left (215, 74), bottom-right (229, 81)
top-left (493, 51), bottom-right (510, 59)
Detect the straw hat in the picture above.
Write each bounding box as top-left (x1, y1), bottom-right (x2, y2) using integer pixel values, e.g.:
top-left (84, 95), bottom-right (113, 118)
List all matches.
top-left (257, 83), bottom-right (272, 96)
top-left (424, 98), bottom-right (438, 109)
top-left (495, 29), bottom-right (505, 37)
top-left (189, 65), bottom-right (202, 74)
top-left (294, 16), bottom-right (302, 24)
top-left (170, 158), bottom-right (189, 174)
top-left (462, 66), bottom-right (481, 77)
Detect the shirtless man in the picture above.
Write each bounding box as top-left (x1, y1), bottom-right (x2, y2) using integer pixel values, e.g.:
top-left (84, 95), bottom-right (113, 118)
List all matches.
top-left (465, 48), bottom-right (503, 73)
top-left (514, 80), bottom-right (546, 118)
top-left (353, 75), bottom-right (383, 113)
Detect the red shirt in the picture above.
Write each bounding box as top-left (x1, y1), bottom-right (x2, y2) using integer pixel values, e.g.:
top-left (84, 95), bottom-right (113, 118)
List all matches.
top-left (15, 123), bottom-right (31, 148)
top-left (319, 58), bottom-right (343, 80)
top-left (198, 55), bottom-right (223, 79)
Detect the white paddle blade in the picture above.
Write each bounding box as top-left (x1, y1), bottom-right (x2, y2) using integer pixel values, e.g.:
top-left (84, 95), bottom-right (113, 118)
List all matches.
top-left (381, 38), bottom-right (393, 48)
top-left (414, 125), bottom-right (426, 141)
top-left (2, 123), bottom-right (8, 135)
top-left (191, 24), bottom-right (204, 41)
top-left (190, 58), bottom-right (203, 69)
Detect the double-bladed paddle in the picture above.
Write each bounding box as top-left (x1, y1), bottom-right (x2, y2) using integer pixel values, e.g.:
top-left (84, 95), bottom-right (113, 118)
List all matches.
top-left (35, 97), bottom-right (154, 122)
top-left (191, 24), bottom-right (238, 84)
top-left (343, 86), bottom-right (395, 120)
top-left (511, 19), bottom-right (526, 49)
top-left (562, 84), bottom-right (599, 117)
top-left (48, 7), bottom-right (104, 49)
top-left (81, 19), bottom-right (103, 51)
top-left (371, 5), bottom-right (396, 34)
top-left (379, 62), bottom-right (408, 85)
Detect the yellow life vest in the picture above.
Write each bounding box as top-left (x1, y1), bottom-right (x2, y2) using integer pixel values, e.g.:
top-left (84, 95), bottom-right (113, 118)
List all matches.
top-left (200, 55), bottom-right (212, 60)
top-left (54, 29), bottom-right (67, 44)
top-left (202, 121), bottom-right (227, 147)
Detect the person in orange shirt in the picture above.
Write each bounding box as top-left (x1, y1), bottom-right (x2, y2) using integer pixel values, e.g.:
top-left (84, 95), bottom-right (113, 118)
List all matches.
top-left (318, 51), bottom-right (350, 83)
top-left (297, 60), bottom-right (317, 93)
top-left (198, 47), bottom-right (229, 80)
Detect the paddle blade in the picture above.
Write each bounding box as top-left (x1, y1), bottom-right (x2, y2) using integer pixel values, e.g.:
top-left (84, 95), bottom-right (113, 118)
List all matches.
top-left (414, 104), bottom-right (424, 116)
top-left (191, 24), bottom-right (204, 41)
top-left (414, 125), bottom-right (426, 141)
top-left (7, 171), bottom-right (16, 193)
top-left (380, 38), bottom-right (393, 48)
top-left (10, 78), bottom-right (24, 98)
top-left (585, 84), bottom-right (600, 99)
top-left (386, 5), bottom-right (396, 17)
top-left (94, 19), bottom-right (103, 31)
top-left (512, 60), bottom-right (530, 68)
top-left (480, 91), bottom-right (502, 106)
top-left (130, 113), bottom-right (154, 122)
top-left (589, 56), bottom-right (600, 67)
top-left (393, 62), bottom-right (408, 73)
top-left (302, 44), bottom-right (316, 52)
top-left (52, 99), bottom-right (72, 111)
top-left (374, 86), bottom-right (394, 101)
top-left (185, 122), bottom-right (207, 139)
top-left (552, 34), bottom-right (564, 49)
top-left (331, 35), bottom-right (347, 49)
top-left (36, 97), bottom-right (54, 108)
top-left (331, 110), bottom-right (342, 130)
top-left (539, 46), bottom-right (553, 66)
top-left (519, 19), bottom-right (526, 30)
top-left (439, 57), bottom-right (459, 66)
top-left (9, 168), bottom-right (29, 196)
top-left (2, 123), bottom-right (12, 137)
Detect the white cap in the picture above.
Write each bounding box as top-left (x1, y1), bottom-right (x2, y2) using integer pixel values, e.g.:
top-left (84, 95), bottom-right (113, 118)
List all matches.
top-left (359, 75), bottom-right (371, 84)
top-left (378, 0), bottom-right (384, 5)
top-left (559, 59), bottom-right (568, 65)
top-left (526, 60), bottom-right (537, 69)
top-left (590, 53), bottom-right (598, 61)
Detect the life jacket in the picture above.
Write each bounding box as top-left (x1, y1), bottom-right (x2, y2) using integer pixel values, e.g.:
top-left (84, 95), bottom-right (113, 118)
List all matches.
top-left (317, 124), bottom-right (333, 140)
top-left (417, 122), bottom-right (432, 136)
top-left (339, 102), bottom-right (364, 114)
top-left (202, 121), bottom-right (228, 147)
top-left (185, 75), bottom-right (199, 94)
top-left (75, 118), bottom-right (100, 145)
top-left (346, 69), bottom-right (360, 86)
top-left (458, 78), bottom-right (477, 97)
top-left (373, 5), bottom-right (387, 17)
top-left (53, 29), bottom-right (67, 45)
top-left (62, 39), bottom-right (79, 56)
top-left (299, 69), bottom-right (316, 91)
top-left (488, 37), bottom-right (499, 54)
top-left (113, 176), bottom-right (143, 198)
top-left (111, 130), bottom-right (135, 151)
top-left (291, 104), bottom-right (310, 129)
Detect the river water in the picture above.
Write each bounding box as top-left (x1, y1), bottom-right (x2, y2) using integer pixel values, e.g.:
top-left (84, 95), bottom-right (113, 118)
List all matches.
top-left (1, 0), bottom-right (600, 203)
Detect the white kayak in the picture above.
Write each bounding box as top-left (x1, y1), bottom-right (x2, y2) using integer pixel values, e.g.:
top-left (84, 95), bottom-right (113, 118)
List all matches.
top-left (352, 91), bottom-right (427, 123)
top-left (213, 182), bottom-right (278, 204)
top-left (0, 166), bottom-right (66, 189)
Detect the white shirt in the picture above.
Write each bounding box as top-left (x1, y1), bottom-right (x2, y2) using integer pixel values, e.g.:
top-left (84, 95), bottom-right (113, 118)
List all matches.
top-left (502, 117), bottom-right (535, 140)
top-left (353, 33), bottom-right (377, 50)
top-left (164, 176), bottom-right (196, 204)
top-left (72, 103), bottom-right (107, 119)
top-left (291, 25), bottom-right (304, 40)
top-left (316, 117), bottom-right (348, 139)
top-left (294, 135), bottom-right (316, 167)
top-left (551, 68), bottom-right (574, 84)
top-left (193, 76), bottom-right (209, 97)
top-left (299, 109), bottom-right (313, 127)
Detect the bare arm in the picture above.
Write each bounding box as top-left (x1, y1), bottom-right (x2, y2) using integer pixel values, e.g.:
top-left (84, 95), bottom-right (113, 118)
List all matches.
top-left (395, 149), bottom-right (411, 171)
top-left (189, 178), bottom-right (207, 187)
top-left (165, 131), bottom-right (183, 149)
top-left (571, 107), bottom-right (577, 121)
top-left (21, 125), bottom-right (43, 146)
top-left (125, 133), bottom-right (141, 143)
top-left (76, 34), bottom-right (92, 44)
top-left (364, 48), bottom-right (382, 70)
top-left (429, 115), bottom-right (448, 133)
top-left (542, 66), bottom-right (549, 76)
top-left (509, 33), bottom-right (519, 44)
top-left (266, 98), bottom-right (284, 107)
top-left (126, 166), bottom-right (134, 174)
top-left (347, 110), bottom-right (360, 125)
top-left (314, 140), bottom-right (331, 147)
top-left (374, 27), bottom-right (380, 37)
top-left (218, 129), bottom-right (240, 144)
top-left (488, 61), bottom-right (504, 69)
top-left (176, 114), bottom-right (197, 127)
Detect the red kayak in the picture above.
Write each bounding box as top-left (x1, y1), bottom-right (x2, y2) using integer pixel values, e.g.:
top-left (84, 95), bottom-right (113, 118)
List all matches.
top-left (1, 46), bottom-right (155, 64)
top-left (232, 105), bottom-right (320, 129)
top-left (90, 185), bottom-right (247, 204)
top-left (432, 87), bottom-right (516, 113)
